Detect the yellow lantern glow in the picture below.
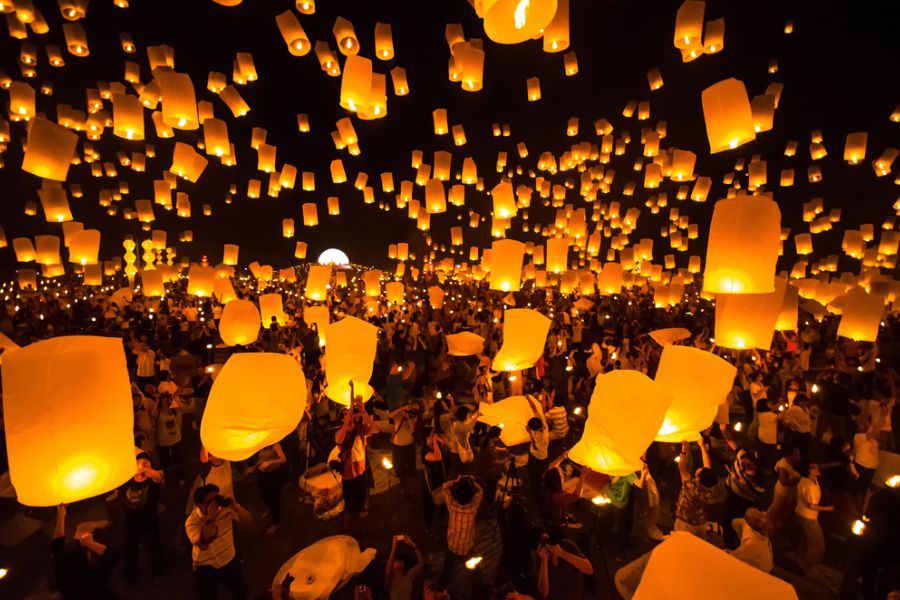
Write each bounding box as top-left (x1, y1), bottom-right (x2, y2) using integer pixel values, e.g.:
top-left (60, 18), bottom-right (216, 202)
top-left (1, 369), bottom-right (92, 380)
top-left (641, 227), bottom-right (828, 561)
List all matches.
top-left (302, 203), bottom-right (318, 226)
top-left (479, 0), bottom-right (559, 45)
top-left (701, 78), bottom-right (756, 153)
top-left (276, 9), bottom-right (310, 56)
top-left (3, 336), bottom-right (135, 506)
top-left (775, 283), bottom-right (799, 331)
top-left (202, 353), bottom-right (307, 461)
top-left (22, 117), bottom-right (78, 181)
top-left (305, 265), bottom-right (331, 301)
top-left (68, 229), bottom-right (100, 264)
top-left (259, 293), bottom-right (287, 326)
top-left (654, 346), bottom-right (736, 442)
top-left (156, 70), bottom-right (199, 130)
top-left (339, 54), bottom-right (371, 112)
top-left (715, 277), bottom-right (787, 350)
top-left (490, 239), bottom-right (526, 292)
top-left (493, 309), bottom-right (551, 371)
top-left (703, 194), bottom-right (781, 294)
top-left (324, 317), bottom-right (378, 405)
top-left (188, 265), bottom-right (216, 297)
top-left (569, 370), bottom-right (672, 476)
top-left (836, 287), bottom-right (885, 342)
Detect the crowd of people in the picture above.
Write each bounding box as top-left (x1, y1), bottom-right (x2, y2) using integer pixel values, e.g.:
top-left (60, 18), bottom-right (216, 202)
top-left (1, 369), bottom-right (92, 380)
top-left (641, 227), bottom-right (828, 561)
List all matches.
top-left (0, 269), bottom-right (898, 599)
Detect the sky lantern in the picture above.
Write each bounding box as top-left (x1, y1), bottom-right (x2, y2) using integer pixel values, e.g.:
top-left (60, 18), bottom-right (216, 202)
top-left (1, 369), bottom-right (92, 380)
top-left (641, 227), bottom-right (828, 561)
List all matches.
top-left (478, 396), bottom-right (546, 446)
top-left (3, 336), bottom-right (134, 506)
top-left (303, 305), bottom-right (330, 345)
top-left (22, 118), bottom-right (78, 181)
top-left (836, 287), bottom-right (885, 342)
top-left (305, 265), bottom-right (331, 301)
top-left (546, 237), bottom-right (569, 273)
top-left (374, 22), bottom-right (394, 59)
top-left (188, 265), bottom-right (216, 297)
top-left (569, 370), bottom-right (672, 476)
top-left (775, 282), bottom-right (799, 331)
top-left (259, 293), bottom-right (287, 326)
top-left (302, 203), bottom-right (318, 226)
top-left (63, 22), bottom-right (89, 56)
top-left (492, 181), bottom-right (517, 218)
top-left (68, 229), bottom-right (100, 264)
top-left (170, 142), bottom-right (208, 182)
top-left (493, 308), bottom-right (551, 371)
top-left (333, 16), bottom-right (360, 55)
top-left (425, 179), bottom-right (447, 213)
top-left (38, 187), bottom-right (72, 223)
top-left (324, 316), bottom-right (378, 405)
top-left (703, 194), bottom-right (780, 294)
top-left (794, 233), bottom-right (813, 255)
top-left (598, 262), bottom-right (624, 293)
top-left (634, 533), bottom-right (799, 600)
top-left (478, 0), bottom-right (558, 45)
top-left (542, 0), bottom-right (569, 52)
top-left (202, 118), bottom-right (231, 157)
top-left (363, 270), bottom-right (382, 297)
top-left (222, 243), bottom-right (239, 266)
top-left (142, 269), bottom-right (165, 296)
top-left (385, 281), bottom-right (404, 304)
top-left (843, 132), bottom-right (867, 164)
top-left (339, 55), bottom-right (371, 112)
top-left (35, 235), bottom-right (61, 266)
top-left (276, 9), bottom-right (310, 56)
top-left (654, 346), bottom-right (736, 442)
top-left (112, 93), bottom-right (145, 140)
top-left (202, 353), bottom-right (307, 461)
top-left (428, 285), bottom-right (445, 308)
top-left (715, 276), bottom-right (787, 349)
top-left (527, 77), bottom-right (541, 101)
top-left (701, 78), bottom-right (756, 153)
top-left (282, 218), bottom-right (295, 238)
top-left (674, 1), bottom-right (705, 52)
top-left (156, 70), bottom-right (199, 130)
top-left (490, 239), bottom-right (526, 292)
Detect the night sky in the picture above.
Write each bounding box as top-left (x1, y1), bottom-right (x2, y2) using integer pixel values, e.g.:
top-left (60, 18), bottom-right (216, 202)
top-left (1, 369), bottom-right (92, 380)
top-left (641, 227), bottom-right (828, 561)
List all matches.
top-left (0, 0), bottom-right (898, 274)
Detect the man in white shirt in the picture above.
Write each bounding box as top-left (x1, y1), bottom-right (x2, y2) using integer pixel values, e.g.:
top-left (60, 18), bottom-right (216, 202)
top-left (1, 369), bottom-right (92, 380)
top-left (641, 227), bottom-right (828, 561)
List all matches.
top-left (185, 484), bottom-right (251, 600)
top-left (730, 508), bottom-right (774, 573)
top-left (135, 343), bottom-right (156, 388)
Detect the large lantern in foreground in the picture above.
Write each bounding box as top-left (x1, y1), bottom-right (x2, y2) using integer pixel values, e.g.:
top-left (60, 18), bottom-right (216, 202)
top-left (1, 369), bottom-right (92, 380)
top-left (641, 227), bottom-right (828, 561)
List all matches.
top-left (568, 370), bottom-right (672, 476)
top-left (493, 308), bottom-right (551, 371)
top-left (201, 353), bottom-right (307, 461)
top-left (324, 316), bottom-right (377, 405)
top-left (219, 299), bottom-right (261, 346)
top-left (479, 0), bottom-right (558, 45)
top-left (714, 277), bottom-right (787, 350)
top-left (3, 336), bottom-right (134, 506)
top-left (703, 194), bottom-right (780, 294)
top-left (654, 346), bottom-right (736, 442)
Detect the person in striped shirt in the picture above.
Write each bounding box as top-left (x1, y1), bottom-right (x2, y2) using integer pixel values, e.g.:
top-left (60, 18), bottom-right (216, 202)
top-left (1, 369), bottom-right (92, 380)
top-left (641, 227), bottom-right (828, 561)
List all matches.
top-left (439, 475), bottom-right (483, 585)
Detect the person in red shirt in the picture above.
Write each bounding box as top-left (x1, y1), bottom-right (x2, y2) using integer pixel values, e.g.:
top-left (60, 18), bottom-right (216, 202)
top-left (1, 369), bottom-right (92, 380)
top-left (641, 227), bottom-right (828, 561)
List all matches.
top-left (335, 385), bottom-right (374, 536)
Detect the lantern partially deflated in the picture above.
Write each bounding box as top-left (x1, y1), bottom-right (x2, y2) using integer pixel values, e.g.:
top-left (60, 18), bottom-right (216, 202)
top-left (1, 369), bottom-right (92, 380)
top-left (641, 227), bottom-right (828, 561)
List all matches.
top-left (493, 308), bottom-right (551, 371)
top-left (477, 396), bottom-right (545, 446)
top-left (201, 353), bottom-right (307, 462)
top-left (654, 346), bottom-right (736, 442)
top-left (219, 299), bottom-right (261, 346)
top-left (446, 332), bottom-right (486, 356)
top-left (324, 317), bottom-right (378, 405)
top-left (568, 370), bottom-right (672, 476)
top-left (3, 336), bottom-right (135, 506)
top-left (703, 194), bottom-right (781, 294)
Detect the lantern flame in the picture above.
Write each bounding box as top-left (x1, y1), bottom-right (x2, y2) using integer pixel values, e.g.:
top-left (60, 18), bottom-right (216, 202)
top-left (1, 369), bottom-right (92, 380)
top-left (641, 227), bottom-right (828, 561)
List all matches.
top-left (514, 0), bottom-right (530, 29)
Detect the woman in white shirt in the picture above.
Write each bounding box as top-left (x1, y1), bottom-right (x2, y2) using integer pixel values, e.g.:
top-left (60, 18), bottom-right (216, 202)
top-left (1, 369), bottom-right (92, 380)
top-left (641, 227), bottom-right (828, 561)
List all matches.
top-left (795, 460), bottom-right (833, 573)
top-left (853, 411), bottom-right (883, 494)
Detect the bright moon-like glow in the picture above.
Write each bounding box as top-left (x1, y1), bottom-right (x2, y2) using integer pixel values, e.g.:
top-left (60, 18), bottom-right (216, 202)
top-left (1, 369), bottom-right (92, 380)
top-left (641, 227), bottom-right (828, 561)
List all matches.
top-left (317, 248), bottom-right (349, 265)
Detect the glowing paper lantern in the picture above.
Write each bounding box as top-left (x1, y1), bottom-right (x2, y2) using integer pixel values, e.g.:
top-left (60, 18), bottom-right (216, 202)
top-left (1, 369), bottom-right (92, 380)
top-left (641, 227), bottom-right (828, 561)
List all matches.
top-left (568, 370), bottom-right (672, 476)
top-left (633, 533), bottom-right (798, 600)
top-left (654, 346), bottom-right (736, 442)
top-left (546, 237), bottom-right (569, 273)
top-left (385, 281), bottom-right (404, 304)
top-left (303, 305), bottom-right (330, 345)
top-left (836, 287), bottom-right (885, 342)
top-left (794, 233), bottom-right (813, 255)
top-left (213, 277), bottom-right (237, 303)
top-left (324, 317), bottom-right (378, 405)
top-left (302, 203), bottom-right (318, 226)
top-left (219, 299), bottom-right (261, 346)
top-left (142, 269), bottom-right (164, 297)
top-left (13, 237), bottom-right (36, 262)
top-left (701, 78), bottom-right (756, 153)
top-left (715, 277), bottom-right (787, 349)
top-left (703, 194), bottom-right (781, 294)
top-left (363, 270), bottom-right (382, 297)
top-left (35, 235), bottom-right (61, 265)
top-left (259, 293), bottom-right (286, 326)
top-left (68, 229), bottom-right (100, 265)
top-left (202, 353), bottom-right (307, 462)
top-left (598, 262), bottom-right (624, 294)
top-left (187, 265), bottom-right (216, 297)
top-left (446, 332), bottom-right (485, 357)
top-left (493, 309), bottom-right (551, 371)
top-left (22, 118), bottom-right (78, 181)
top-left (479, 0), bottom-right (559, 45)
top-left (478, 396), bottom-right (545, 446)
top-left (490, 239), bottom-right (526, 292)
top-left (157, 71), bottom-right (199, 130)
top-left (775, 283), bottom-right (799, 331)
top-left (112, 93), bottom-right (145, 140)
top-left (340, 55), bottom-right (372, 112)
top-left (222, 244), bottom-right (239, 266)
top-left (3, 336), bottom-right (134, 506)
top-left (275, 9), bottom-right (311, 56)
top-left (674, 1), bottom-right (705, 52)
top-left (305, 265), bottom-right (331, 301)
top-left (648, 328), bottom-right (691, 346)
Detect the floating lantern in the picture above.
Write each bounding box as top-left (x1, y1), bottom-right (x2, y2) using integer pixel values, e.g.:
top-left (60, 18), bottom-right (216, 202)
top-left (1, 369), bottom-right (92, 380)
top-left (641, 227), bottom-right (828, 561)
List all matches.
top-left (654, 346), bottom-right (736, 442)
top-left (68, 229), bottom-right (100, 264)
top-left (187, 265), bottom-right (216, 297)
top-left (276, 10), bottom-right (310, 56)
top-left (3, 336), bottom-right (134, 506)
top-left (836, 287), bottom-right (885, 342)
top-left (569, 370), bottom-right (672, 476)
top-left (714, 277), bottom-right (787, 349)
top-left (202, 353), bottom-right (307, 461)
top-left (305, 265), bottom-right (331, 301)
top-left (479, 0), bottom-right (559, 45)
top-left (324, 317), bottom-right (378, 405)
top-left (493, 309), bottom-right (552, 371)
top-left (22, 118), bottom-right (78, 181)
top-left (703, 194), bottom-right (780, 294)
top-left (490, 239), bottom-right (526, 292)
top-left (259, 293), bottom-right (286, 326)
top-left (701, 78), bottom-right (756, 153)
top-left (156, 70), bottom-right (199, 130)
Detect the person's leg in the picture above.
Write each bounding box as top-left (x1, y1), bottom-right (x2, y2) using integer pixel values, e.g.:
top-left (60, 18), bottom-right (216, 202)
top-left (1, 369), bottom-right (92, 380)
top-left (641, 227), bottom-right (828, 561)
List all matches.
top-left (123, 529), bottom-right (139, 582)
top-left (801, 517), bottom-right (825, 570)
top-left (220, 558), bottom-right (249, 600)
top-left (440, 551), bottom-right (460, 587)
top-left (722, 489), bottom-right (745, 549)
top-left (147, 528), bottom-right (165, 577)
top-left (194, 565), bottom-right (219, 600)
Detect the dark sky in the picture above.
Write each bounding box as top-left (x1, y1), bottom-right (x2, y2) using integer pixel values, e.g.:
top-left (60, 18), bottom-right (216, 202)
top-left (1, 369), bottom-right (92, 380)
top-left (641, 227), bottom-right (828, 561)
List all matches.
top-left (1, 0), bottom-right (898, 274)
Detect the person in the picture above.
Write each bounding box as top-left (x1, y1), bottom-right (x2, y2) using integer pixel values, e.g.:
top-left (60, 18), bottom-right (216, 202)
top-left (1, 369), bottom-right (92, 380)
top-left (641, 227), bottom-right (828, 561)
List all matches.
top-left (539, 453), bottom-right (588, 529)
top-left (247, 442), bottom-right (288, 534)
top-left (422, 427), bottom-right (446, 532)
top-left (756, 396), bottom-right (779, 470)
top-left (535, 528), bottom-right (594, 600)
top-left (51, 504), bottom-right (118, 600)
top-left (853, 410), bottom-right (883, 496)
top-left (449, 404), bottom-right (478, 476)
top-left (135, 342), bottom-right (157, 389)
top-left (498, 495), bottom-right (536, 591)
top-left (673, 440), bottom-right (717, 538)
top-left (121, 452), bottom-right (165, 583)
top-left (384, 534), bottom-right (424, 600)
top-left (816, 371), bottom-right (854, 442)
top-left (185, 483), bottom-right (251, 600)
top-left (476, 425), bottom-right (509, 512)
top-left (156, 392), bottom-right (184, 479)
top-left (604, 469), bottom-right (638, 559)
top-left (730, 508), bottom-right (774, 573)
top-left (389, 402), bottom-right (419, 499)
top-left (722, 435), bottom-right (765, 549)
top-left (795, 460), bottom-right (833, 574)
top-left (441, 475), bottom-right (483, 584)
top-left (525, 395), bottom-right (550, 498)
top-left (546, 396), bottom-right (569, 446)
top-left (335, 389), bottom-right (374, 535)
top-left (767, 447), bottom-right (802, 534)
top-left (780, 393), bottom-right (813, 455)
